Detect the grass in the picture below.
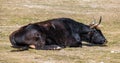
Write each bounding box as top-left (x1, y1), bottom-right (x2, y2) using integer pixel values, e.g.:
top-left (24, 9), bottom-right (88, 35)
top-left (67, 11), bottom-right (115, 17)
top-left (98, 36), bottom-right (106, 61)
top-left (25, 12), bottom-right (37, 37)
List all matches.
top-left (0, 0), bottom-right (120, 63)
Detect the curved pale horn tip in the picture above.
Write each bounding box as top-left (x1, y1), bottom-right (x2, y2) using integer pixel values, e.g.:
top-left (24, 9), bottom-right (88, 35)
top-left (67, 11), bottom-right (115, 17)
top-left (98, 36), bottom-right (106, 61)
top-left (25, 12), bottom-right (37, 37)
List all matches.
top-left (98, 16), bottom-right (102, 24)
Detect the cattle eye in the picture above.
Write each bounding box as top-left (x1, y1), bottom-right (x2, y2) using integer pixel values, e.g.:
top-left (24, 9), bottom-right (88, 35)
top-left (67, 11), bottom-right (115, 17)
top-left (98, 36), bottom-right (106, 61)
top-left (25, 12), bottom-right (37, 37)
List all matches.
top-left (36, 34), bottom-right (40, 37)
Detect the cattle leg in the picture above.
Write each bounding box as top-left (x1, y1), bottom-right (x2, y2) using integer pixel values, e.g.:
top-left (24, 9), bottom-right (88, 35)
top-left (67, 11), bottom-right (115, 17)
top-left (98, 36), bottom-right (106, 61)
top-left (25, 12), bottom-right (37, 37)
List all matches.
top-left (34, 41), bottom-right (62, 50)
top-left (71, 33), bottom-right (82, 47)
top-left (69, 42), bottom-right (82, 47)
top-left (43, 45), bottom-right (62, 50)
top-left (35, 44), bottom-right (62, 50)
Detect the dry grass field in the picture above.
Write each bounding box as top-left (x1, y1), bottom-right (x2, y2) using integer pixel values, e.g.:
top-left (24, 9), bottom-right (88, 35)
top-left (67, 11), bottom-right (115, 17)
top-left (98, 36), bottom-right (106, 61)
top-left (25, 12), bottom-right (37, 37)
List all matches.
top-left (0, 0), bottom-right (120, 63)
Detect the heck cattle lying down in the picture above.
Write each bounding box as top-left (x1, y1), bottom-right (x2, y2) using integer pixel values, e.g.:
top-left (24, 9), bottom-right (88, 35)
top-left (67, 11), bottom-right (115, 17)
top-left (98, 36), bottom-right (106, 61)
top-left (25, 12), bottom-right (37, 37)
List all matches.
top-left (9, 17), bottom-right (107, 50)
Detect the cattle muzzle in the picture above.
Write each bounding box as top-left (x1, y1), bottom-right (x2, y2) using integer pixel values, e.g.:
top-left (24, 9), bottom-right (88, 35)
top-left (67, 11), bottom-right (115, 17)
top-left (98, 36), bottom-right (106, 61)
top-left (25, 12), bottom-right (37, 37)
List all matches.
top-left (103, 39), bottom-right (108, 45)
top-left (96, 39), bottom-right (108, 46)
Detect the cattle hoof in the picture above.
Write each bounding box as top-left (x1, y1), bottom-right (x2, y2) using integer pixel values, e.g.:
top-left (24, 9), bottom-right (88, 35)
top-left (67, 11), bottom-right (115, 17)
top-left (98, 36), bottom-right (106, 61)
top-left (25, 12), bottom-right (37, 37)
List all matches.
top-left (29, 45), bottom-right (35, 49)
top-left (52, 45), bottom-right (62, 50)
top-left (45, 45), bottom-right (62, 50)
top-left (54, 46), bottom-right (62, 50)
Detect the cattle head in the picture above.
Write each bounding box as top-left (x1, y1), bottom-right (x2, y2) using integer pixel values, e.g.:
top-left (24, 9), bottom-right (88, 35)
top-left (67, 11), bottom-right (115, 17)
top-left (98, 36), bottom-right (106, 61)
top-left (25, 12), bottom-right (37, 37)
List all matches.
top-left (81, 16), bottom-right (107, 45)
top-left (9, 24), bottom-right (45, 50)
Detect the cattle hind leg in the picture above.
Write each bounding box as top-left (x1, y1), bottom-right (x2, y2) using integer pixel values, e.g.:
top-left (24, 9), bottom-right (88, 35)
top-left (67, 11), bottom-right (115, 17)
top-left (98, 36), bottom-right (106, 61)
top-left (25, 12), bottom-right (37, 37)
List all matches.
top-left (19, 46), bottom-right (29, 51)
top-left (10, 45), bottom-right (29, 52)
top-left (9, 34), bottom-right (29, 51)
top-left (35, 45), bottom-right (62, 50)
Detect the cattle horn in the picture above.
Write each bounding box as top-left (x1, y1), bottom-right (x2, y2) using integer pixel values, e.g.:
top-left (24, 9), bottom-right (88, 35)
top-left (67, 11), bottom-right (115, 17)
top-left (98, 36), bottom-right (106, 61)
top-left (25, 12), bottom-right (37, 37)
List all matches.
top-left (90, 16), bottom-right (102, 28)
top-left (97, 16), bottom-right (102, 26)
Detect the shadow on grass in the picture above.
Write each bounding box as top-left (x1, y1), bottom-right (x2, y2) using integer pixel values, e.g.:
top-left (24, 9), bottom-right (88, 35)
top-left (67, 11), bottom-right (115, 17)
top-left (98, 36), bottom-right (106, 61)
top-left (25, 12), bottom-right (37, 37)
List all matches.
top-left (82, 43), bottom-right (108, 47)
top-left (10, 43), bottom-right (108, 52)
top-left (10, 49), bottom-right (29, 52)
top-left (10, 46), bottom-right (29, 52)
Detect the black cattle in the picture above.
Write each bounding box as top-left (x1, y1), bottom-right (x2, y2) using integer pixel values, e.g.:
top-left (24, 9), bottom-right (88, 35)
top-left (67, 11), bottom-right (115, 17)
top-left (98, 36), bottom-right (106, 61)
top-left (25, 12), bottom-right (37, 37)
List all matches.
top-left (9, 17), bottom-right (107, 50)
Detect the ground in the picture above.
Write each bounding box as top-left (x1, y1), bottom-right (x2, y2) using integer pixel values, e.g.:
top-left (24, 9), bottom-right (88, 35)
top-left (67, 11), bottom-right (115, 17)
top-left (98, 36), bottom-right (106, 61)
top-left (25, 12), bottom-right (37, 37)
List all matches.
top-left (0, 0), bottom-right (120, 63)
